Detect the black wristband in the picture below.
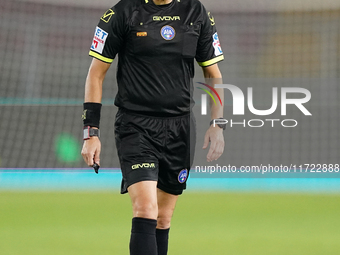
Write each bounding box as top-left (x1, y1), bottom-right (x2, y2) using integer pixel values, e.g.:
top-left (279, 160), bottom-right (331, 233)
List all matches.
top-left (82, 102), bottom-right (102, 128)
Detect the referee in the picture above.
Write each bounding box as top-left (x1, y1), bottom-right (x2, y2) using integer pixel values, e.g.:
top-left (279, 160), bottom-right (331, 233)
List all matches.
top-left (81, 0), bottom-right (225, 254)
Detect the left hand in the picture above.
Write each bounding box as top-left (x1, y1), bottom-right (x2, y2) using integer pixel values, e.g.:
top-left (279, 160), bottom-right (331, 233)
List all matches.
top-left (202, 125), bottom-right (225, 162)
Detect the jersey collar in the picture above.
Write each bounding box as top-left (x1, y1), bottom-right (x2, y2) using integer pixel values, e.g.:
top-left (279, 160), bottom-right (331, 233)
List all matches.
top-left (144, 0), bottom-right (176, 11)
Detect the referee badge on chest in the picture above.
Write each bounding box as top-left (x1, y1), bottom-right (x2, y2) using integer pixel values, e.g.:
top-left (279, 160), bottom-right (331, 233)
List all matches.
top-left (161, 25), bottom-right (176, 40)
top-left (178, 169), bottom-right (188, 183)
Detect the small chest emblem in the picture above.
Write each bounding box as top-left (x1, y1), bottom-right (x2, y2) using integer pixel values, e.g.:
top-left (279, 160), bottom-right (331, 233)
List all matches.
top-left (137, 32), bottom-right (147, 37)
top-left (161, 25), bottom-right (176, 40)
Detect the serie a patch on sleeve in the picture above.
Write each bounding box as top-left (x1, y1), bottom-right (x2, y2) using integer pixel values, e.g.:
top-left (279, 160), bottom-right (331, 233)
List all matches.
top-left (90, 26), bottom-right (109, 54)
top-left (212, 32), bottom-right (223, 57)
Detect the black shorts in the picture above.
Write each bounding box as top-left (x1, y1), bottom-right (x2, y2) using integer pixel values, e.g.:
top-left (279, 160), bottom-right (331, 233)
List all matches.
top-left (114, 108), bottom-right (196, 195)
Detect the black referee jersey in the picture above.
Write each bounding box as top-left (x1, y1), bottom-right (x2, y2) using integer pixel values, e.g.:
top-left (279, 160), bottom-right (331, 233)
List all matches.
top-left (89, 0), bottom-right (224, 116)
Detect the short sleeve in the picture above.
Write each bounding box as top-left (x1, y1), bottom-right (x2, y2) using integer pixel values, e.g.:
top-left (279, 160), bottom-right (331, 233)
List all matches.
top-left (89, 7), bottom-right (126, 63)
top-left (195, 9), bottom-right (224, 67)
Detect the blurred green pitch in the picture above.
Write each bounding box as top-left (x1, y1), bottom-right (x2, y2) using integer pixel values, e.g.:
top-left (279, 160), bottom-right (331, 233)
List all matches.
top-left (1, 192), bottom-right (340, 255)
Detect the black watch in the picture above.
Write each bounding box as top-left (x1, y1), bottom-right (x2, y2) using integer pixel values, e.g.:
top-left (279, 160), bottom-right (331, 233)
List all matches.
top-left (210, 118), bottom-right (226, 130)
top-left (83, 126), bottom-right (100, 140)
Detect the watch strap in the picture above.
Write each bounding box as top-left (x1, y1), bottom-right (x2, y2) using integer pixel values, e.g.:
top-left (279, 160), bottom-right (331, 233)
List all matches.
top-left (210, 118), bottom-right (226, 130)
top-left (83, 126), bottom-right (100, 140)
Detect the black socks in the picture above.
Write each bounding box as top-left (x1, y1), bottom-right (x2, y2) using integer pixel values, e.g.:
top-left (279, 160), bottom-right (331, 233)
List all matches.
top-left (129, 217), bottom-right (171, 255)
top-left (130, 217), bottom-right (157, 255)
top-left (156, 228), bottom-right (170, 255)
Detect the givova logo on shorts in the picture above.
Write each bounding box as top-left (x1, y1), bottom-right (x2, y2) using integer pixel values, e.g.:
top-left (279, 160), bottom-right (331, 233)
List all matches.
top-left (132, 163), bottom-right (156, 170)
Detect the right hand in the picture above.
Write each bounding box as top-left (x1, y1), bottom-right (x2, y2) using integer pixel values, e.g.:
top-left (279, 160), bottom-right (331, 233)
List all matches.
top-left (202, 125), bottom-right (225, 162)
top-left (81, 137), bottom-right (101, 167)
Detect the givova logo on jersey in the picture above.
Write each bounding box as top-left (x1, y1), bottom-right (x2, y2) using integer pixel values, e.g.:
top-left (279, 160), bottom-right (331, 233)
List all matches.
top-left (91, 26), bottom-right (108, 54)
top-left (212, 32), bottom-right (223, 56)
top-left (161, 25), bottom-right (176, 40)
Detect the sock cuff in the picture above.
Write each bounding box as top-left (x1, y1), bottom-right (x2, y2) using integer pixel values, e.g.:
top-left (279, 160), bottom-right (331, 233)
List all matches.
top-left (131, 217), bottom-right (157, 235)
top-left (156, 228), bottom-right (170, 235)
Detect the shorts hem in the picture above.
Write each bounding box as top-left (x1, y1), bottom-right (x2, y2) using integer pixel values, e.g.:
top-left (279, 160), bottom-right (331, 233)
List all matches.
top-left (120, 177), bottom-right (158, 194)
top-left (157, 182), bottom-right (186, 196)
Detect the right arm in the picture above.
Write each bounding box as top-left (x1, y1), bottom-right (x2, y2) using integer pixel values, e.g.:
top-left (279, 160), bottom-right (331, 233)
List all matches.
top-left (81, 58), bottom-right (110, 167)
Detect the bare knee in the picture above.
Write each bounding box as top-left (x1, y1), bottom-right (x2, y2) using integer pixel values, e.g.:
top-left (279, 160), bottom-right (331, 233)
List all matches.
top-left (157, 214), bottom-right (172, 229)
top-left (156, 189), bottom-right (178, 229)
top-left (128, 181), bottom-right (158, 219)
top-left (157, 205), bottom-right (175, 229)
top-left (132, 200), bottom-right (158, 220)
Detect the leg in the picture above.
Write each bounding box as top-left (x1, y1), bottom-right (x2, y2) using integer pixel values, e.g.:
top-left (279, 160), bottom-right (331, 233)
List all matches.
top-left (129, 180), bottom-right (158, 219)
top-left (156, 188), bottom-right (179, 255)
top-left (157, 188), bottom-right (178, 229)
top-left (128, 181), bottom-right (158, 255)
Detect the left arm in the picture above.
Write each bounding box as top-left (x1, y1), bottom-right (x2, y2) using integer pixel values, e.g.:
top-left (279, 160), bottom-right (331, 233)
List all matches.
top-left (202, 63), bottom-right (225, 162)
